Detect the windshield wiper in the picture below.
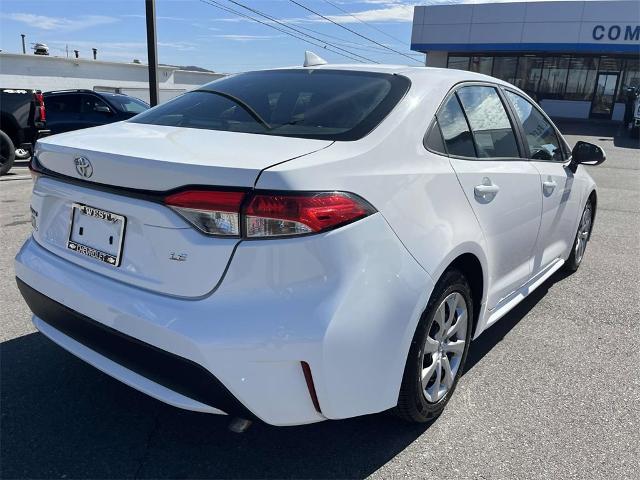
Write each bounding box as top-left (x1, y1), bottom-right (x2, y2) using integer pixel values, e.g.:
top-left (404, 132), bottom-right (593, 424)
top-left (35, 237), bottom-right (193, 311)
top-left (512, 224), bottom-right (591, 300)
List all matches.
top-left (198, 89), bottom-right (272, 130)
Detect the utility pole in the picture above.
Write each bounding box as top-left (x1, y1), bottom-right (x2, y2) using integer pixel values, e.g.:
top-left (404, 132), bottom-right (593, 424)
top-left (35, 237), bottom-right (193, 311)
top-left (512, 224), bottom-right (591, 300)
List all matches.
top-left (21, 34), bottom-right (26, 54)
top-left (145, 0), bottom-right (159, 106)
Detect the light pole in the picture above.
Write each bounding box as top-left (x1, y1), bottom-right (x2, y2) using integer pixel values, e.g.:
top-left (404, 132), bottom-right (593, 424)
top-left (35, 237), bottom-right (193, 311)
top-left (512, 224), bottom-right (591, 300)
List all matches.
top-left (145, 0), bottom-right (159, 106)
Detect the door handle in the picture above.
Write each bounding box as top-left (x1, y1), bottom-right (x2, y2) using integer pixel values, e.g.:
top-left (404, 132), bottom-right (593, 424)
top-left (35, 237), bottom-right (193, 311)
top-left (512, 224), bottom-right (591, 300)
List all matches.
top-left (542, 179), bottom-right (557, 196)
top-left (474, 178), bottom-right (499, 202)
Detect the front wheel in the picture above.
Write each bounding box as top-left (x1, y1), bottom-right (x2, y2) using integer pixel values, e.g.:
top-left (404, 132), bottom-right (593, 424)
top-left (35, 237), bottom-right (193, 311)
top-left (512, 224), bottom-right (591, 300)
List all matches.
top-left (564, 199), bottom-right (594, 273)
top-left (394, 270), bottom-right (473, 423)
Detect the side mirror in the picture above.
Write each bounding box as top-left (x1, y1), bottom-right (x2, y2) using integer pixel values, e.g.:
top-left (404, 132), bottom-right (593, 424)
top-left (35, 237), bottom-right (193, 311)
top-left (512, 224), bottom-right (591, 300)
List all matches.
top-left (570, 141), bottom-right (605, 170)
top-left (94, 104), bottom-right (112, 114)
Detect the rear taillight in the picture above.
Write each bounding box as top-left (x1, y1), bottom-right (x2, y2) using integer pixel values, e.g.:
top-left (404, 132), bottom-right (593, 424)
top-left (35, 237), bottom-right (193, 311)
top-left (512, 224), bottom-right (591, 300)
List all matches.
top-left (34, 91), bottom-right (46, 122)
top-left (164, 190), bottom-right (375, 238)
top-left (245, 192), bottom-right (374, 237)
top-left (164, 190), bottom-right (245, 236)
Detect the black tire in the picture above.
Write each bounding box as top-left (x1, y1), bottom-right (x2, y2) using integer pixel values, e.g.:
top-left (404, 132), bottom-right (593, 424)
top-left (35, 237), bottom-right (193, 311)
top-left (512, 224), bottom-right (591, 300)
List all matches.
top-left (394, 269), bottom-right (473, 423)
top-left (0, 130), bottom-right (16, 176)
top-left (564, 199), bottom-right (594, 273)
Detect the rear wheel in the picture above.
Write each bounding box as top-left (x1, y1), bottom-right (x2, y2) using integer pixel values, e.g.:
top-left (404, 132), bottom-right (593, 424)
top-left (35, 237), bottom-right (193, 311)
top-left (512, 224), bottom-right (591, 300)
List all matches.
top-left (394, 270), bottom-right (473, 423)
top-left (564, 199), bottom-right (593, 273)
top-left (0, 130), bottom-right (16, 176)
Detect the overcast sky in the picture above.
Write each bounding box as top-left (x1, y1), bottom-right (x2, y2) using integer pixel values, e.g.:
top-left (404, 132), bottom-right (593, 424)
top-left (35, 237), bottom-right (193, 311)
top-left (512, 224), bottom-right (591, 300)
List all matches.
top-left (0, 0), bottom-right (592, 72)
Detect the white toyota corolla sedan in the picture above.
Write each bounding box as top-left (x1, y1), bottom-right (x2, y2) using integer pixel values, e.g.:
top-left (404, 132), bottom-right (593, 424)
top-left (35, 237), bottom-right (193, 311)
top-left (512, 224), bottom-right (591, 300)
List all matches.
top-left (16, 61), bottom-right (605, 427)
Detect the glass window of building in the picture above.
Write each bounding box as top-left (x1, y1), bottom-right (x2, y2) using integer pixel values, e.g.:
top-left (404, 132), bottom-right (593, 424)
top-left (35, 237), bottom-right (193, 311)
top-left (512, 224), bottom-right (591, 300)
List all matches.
top-left (447, 56), bottom-right (470, 71)
top-left (538, 57), bottom-right (570, 100)
top-left (469, 56), bottom-right (493, 76)
top-left (618, 59), bottom-right (640, 101)
top-left (513, 56), bottom-right (544, 98)
top-left (565, 57), bottom-right (599, 101)
top-left (492, 57), bottom-right (519, 84)
top-left (457, 86), bottom-right (520, 158)
top-left (436, 95), bottom-right (476, 157)
top-left (506, 91), bottom-right (563, 161)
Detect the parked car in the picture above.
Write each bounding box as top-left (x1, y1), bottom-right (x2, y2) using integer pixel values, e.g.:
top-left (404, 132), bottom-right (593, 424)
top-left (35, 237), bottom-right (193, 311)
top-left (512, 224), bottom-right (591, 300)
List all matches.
top-left (17, 62), bottom-right (605, 427)
top-left (44, 90), bottom-right (149, 135)
top-left (0, 88), bottom-right (49, 175)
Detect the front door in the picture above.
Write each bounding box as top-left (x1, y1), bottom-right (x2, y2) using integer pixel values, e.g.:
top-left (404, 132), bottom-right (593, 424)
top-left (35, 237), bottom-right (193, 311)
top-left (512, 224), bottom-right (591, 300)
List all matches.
top-left (590, 73), bottom-right (619, 119)
top-left (504, 90), bottom-right (582, 273)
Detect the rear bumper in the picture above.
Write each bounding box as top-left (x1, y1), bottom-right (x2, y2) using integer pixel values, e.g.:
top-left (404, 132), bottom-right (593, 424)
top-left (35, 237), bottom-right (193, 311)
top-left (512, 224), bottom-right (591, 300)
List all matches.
top-left (15, 214), bottom-right (433, 426)
top-left (17, 278), bottom-right (253, 418)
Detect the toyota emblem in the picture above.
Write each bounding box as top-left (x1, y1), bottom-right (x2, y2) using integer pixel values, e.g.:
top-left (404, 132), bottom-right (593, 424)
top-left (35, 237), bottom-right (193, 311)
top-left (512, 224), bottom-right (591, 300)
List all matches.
top-left (74, 156), bottom-right (93, 178)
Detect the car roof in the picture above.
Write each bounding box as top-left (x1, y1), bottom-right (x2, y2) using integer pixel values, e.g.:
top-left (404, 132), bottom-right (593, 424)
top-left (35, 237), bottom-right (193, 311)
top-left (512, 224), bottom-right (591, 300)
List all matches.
top-left (247, 63), bottom-right (514, 91)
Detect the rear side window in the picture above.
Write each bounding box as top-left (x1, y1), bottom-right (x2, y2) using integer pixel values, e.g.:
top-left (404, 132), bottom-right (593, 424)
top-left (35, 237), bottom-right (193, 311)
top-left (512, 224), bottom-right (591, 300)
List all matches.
top-left (130, 69), bottom-right (410, 141)
top-left (505, 91), bottom-right (564, 161)
top-left (436, 95), bottom-right (476, 158)
top-left (424, 120), bottom-right (447, 155)
top-left (457, 86), bottom-right (520, 158)
top-left (46, 94), bottom-right (80, 115)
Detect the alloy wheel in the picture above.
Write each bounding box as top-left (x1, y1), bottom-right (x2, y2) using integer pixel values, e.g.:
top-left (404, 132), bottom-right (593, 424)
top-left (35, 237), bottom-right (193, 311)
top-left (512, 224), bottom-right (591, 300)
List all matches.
top-left (575, 204), bottom-right (592, 265)
top-left (421, 292), bottom-right (468, 403)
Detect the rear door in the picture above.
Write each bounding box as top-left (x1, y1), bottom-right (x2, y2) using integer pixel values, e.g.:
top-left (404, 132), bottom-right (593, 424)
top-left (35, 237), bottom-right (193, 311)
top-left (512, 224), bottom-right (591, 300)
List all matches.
top-left (442, 84), bottom-right (542, 309)
top-left (45, 94), bottom-right (81, 134)
top-left (504, 90), bottom-right (581, 273)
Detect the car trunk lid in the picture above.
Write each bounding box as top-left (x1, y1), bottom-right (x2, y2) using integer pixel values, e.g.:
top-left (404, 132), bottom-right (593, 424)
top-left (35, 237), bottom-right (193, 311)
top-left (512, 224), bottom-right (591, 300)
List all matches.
top-left (31, 122), bottom-right (332, 297)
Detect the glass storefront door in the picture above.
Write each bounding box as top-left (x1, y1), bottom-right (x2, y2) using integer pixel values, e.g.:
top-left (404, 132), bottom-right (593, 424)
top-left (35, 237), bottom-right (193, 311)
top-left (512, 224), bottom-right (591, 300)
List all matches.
top-left (590, 72), bottom-right (619, 119)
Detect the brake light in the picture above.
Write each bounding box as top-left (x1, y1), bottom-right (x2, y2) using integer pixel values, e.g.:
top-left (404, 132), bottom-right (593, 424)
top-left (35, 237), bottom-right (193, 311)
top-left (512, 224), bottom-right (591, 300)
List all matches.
top-left (164, 190), bottom-right (245, 236)
top-left (164, 190), bottom-right (375, 238)
top-left (244, 192), bottom-right (375, 237)
top-left (34, 91), bottom-right (46, 122)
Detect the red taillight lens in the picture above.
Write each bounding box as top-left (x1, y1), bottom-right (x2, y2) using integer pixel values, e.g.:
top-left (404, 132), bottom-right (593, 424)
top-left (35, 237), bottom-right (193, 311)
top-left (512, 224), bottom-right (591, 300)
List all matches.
top-left (164, 190), bottom-right (245, 236)
top-left (244, 192), bottom-right (375, 238)
top-left (34, 91), bottom-right (46, 122)
top-left (164, 190), bottom-right (375, 238)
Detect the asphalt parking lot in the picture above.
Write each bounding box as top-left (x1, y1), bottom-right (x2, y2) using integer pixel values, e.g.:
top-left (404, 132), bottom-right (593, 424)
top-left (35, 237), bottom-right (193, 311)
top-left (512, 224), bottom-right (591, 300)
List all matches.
top-left (1, 123), bottom-right (639, 480)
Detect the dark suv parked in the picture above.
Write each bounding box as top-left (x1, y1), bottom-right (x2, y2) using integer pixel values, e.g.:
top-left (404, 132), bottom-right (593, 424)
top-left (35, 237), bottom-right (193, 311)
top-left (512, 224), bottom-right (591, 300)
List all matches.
top-left (44, 90), bottom-right (149, 135)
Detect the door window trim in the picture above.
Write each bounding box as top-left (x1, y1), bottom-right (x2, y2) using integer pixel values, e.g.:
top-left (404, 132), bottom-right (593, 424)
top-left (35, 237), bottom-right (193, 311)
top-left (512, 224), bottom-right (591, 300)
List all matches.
top-left (425, 80), bottom-right (527, 162)
top-left (501, 86), bottom-right (569, 163)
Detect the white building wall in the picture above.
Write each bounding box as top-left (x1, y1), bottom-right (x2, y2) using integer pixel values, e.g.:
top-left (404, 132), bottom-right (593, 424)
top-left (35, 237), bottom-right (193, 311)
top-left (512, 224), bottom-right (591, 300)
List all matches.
top-left (0, 53), bottom-right (224, 103)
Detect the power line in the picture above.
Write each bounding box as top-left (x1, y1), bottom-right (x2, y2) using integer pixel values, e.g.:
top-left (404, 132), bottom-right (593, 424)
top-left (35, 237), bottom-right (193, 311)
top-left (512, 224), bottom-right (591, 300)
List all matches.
top-left (199, 0), bottom-right (368, 64)
top-left (290, 21), bottom-right (421, 57)
top-left (321, 0), bottom-right (410, 48)
top-left (223, 0), bottom-right (378, 63)
top-left (288, 0), bottom-right (422, 64)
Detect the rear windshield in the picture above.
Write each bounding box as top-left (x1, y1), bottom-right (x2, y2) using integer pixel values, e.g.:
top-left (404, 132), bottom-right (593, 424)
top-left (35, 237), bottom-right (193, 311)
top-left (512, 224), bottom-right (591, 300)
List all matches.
top-left (130, 69), bottom-right (410, 141)
top-left (103, 93), bottom-right (149, 113)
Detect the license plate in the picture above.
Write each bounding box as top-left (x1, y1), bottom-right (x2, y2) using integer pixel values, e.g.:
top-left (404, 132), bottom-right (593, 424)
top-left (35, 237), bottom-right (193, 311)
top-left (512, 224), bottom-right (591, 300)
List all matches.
top-left (67, 203), bottom-right (126, 267)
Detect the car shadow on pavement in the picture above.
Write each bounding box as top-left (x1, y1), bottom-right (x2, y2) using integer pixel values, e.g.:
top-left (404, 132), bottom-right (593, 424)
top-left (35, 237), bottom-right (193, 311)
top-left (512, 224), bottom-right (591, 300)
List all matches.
top-left (1, 271), bottom-right (568, 479)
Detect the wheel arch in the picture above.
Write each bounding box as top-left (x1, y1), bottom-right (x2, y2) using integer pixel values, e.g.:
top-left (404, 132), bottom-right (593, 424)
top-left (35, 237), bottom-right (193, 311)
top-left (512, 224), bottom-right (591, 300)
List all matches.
top-left (430, 244), bottom-right (488, 339)
top-left (587, 188), bottom-right (597, 240)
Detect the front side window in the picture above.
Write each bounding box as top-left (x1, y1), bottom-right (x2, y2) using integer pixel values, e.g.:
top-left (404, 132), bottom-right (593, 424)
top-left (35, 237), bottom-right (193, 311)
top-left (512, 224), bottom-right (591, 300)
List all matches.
top-left (436, 95), bottom-right (476, 158)
top-left (102, 93), bottom-right (149, 114)
top-left (130, 69), bottom-right (410, 141)
top-left (457, 86), bottom-right (520, 158)
top-left (506, 91), bottom-right (563, 161)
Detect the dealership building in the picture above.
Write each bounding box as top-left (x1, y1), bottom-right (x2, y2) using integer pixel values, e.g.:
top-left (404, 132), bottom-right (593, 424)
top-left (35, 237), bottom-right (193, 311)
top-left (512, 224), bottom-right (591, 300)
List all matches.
top-left (411, 0), bottom-right (640, 121)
